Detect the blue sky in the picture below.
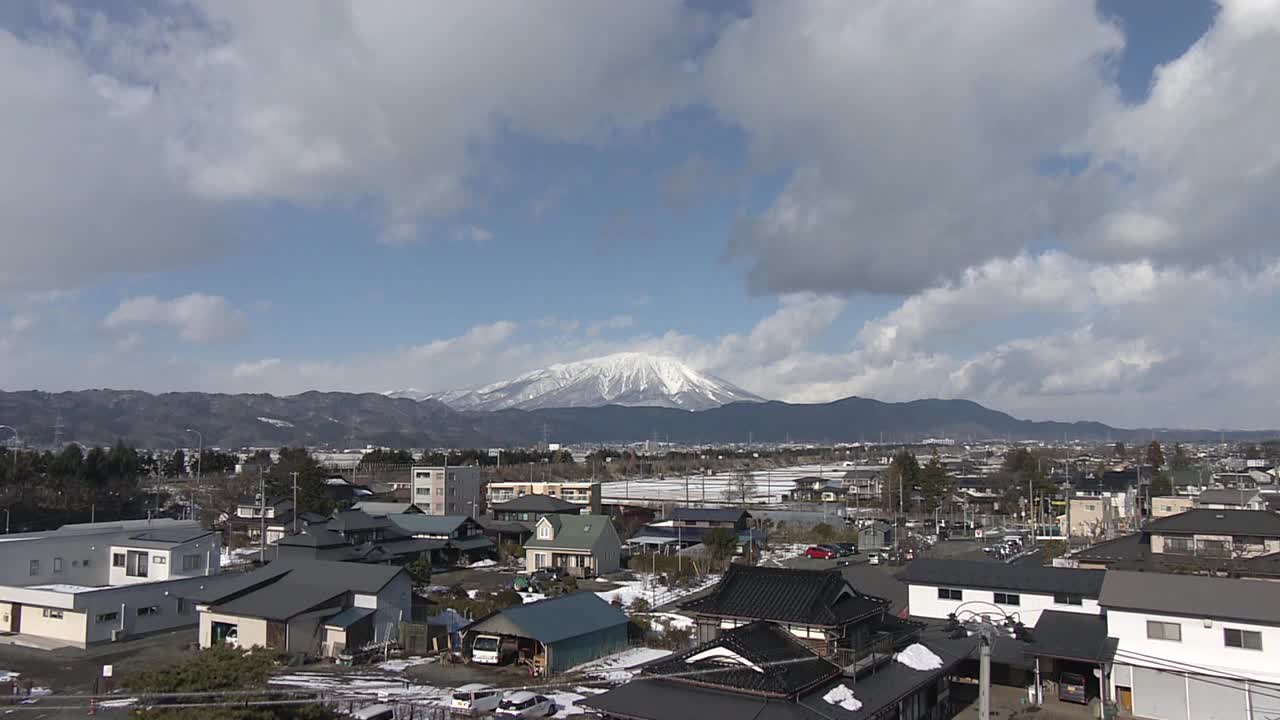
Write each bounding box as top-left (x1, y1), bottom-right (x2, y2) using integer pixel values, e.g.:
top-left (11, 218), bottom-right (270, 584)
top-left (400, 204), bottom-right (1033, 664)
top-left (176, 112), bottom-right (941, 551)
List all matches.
top-left (3, 0), bottom-right (1280, 428)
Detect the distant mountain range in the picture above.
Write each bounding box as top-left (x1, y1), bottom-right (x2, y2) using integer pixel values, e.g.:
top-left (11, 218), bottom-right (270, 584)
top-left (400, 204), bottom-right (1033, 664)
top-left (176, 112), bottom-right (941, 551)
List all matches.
top-left (389, 353), bottom-right (765, 411)
top-left (1, 388), bottom-right (1274, 449)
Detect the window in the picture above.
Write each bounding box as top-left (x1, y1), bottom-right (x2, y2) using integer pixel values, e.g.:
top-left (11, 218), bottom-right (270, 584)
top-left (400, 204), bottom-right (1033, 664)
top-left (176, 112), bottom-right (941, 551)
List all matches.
top-left (436, 487), bottom-right (444, 495)
top-left (937, 588), bottom-right (963, 601)
top-left (538, 525), bottom-right (552, 539)
top-left (96, 612), bottom-right (119, 624)
top-left (415, 487), bottom-right (430, 496)
top-left (1053, 593), bottom-right (1083, 606)
top-left (993, 593), bottom-right (1020, 606)
top-left (177, 599), bottom-right (191, 614)
top-left (1224, 628), bottom-right (1263, 650)
top-left (182, 554), bottom-right (203, 571)
top-left (53, 557), bottom-right (63, 574)
top-left (113, 553), bottom-right (126, 567)
top-left (137, 606), bottom-right (160, 617)
top-left (29, 560), bottom-right (39, 576)
top-left (448, 487), bottom-right (456, 496)
top-left (1147, 621), bottom-right (1182, 642)
top-left (42, 608), bottom-right (63, 619)
top-left (1164, 537), bottom-right (1193, 554)
top-left (126, 550), bottom-right (149, 578)
top-left (153, 556), bottom-right (167, 565)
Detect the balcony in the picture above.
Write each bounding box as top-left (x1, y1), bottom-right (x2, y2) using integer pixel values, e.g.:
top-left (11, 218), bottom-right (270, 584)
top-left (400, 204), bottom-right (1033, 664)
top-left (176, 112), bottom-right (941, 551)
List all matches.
top-left (825, 632), bottom-right (900, 677)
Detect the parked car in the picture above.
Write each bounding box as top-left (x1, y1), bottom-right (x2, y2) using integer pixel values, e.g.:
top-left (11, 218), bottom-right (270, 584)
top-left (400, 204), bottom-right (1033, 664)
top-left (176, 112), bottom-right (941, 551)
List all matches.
top-left (450, 684), bottom-right (504, 715)
top-left (531, 567), bottom-right (565, 584)
top-left (497, 691), bottom-right (557, 717)
top-left (805, 545), bottom-right (837, 560)
top-left (1059, 672), bottom-right (1088, 704)
top-left (867, 552), bottom-right (881, 565)
top-left (833, 542), bottom-right (858, 556)
top-left (471, 634), bottom-right (514, 665)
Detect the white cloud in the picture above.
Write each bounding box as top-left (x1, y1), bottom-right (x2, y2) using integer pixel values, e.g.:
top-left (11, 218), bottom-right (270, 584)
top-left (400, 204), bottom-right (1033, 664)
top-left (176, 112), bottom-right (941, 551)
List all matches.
top-left (232, 357), bottom-right (282, 379)
top-left (453, 224), bottom-right (494, 244)
top-left (103, 293), bottom-right (248, 344)
top-left (586, 315), bottom-right (636, 337)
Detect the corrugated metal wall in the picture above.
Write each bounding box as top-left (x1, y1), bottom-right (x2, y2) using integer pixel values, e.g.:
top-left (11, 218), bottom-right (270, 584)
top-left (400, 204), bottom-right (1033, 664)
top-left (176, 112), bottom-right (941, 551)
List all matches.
top-left (546, 625), bottom-right (629, 674)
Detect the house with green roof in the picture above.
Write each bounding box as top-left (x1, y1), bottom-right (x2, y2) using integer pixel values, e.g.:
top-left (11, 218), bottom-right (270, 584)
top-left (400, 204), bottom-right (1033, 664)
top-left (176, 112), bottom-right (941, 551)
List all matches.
top-left (524, 514), bottom-right (621, 577)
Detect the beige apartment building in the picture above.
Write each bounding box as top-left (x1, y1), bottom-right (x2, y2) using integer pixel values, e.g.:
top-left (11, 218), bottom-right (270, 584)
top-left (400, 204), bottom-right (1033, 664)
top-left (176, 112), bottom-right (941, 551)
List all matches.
top-left (1150, 495), bottom-right (1194, 518)
top-left (410, 465), bottom-right (486, 516)
top-left (486, 480), bottom-right (601, 513)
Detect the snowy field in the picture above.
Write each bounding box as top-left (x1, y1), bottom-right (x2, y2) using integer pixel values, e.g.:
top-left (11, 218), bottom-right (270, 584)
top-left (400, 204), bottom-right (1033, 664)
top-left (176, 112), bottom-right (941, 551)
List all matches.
top-left (600, 464), bottom-right (851, 505)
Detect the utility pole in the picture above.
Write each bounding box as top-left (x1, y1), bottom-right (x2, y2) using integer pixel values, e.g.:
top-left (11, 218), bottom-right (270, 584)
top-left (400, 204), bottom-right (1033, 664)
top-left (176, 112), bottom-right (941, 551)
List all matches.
top-left (259, 466), bottom-right (267, 563)
top-left (979, 633), bottom-right (992, 720)
top-left (291, 472), bottom-right (299, 533)
top-left (185, 428), bottom-right (203, 523)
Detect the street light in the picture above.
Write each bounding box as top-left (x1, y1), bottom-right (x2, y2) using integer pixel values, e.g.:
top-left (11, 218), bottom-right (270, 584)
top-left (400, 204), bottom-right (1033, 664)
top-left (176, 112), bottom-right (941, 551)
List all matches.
top-left (185, 428), bottom-right (203, 522)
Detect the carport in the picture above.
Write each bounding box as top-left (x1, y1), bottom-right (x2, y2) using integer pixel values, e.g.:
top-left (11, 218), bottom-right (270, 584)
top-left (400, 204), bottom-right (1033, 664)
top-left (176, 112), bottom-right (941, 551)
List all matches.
top-left (1024, 610), bottom-right (1117, 709)
top-left (461, 592), bottom-right (628, 675)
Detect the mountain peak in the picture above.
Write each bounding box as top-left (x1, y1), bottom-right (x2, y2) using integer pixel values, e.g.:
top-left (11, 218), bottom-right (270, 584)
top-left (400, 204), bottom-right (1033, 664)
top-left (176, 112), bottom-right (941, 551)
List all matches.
top-left (412, 352), bottom-right (766, 411)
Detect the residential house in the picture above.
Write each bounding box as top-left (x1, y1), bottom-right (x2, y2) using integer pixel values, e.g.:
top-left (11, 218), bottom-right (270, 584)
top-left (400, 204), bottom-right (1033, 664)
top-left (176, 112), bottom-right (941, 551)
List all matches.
top-left (461, 592), bottom-right (627, 674)
top-left (900, 558), bottom-right (1105, 627)
top-left (682, 565), bottom-right (908, 666)
top-left (485, 479), bottom-right (600, 512)
top-left (1061, 495), bottom-right (1123, 539)
top-left (1100, 570), bottom-right (1280, 719)
top-left (791, 476), bottom-right (845, 502)
top-left (1152, 496), bottom-right (1195, 518)
top-left (410, 465), bottom-right (486, 516)
top-left (219, 497), bottom-right (295, 546)
top-left (1144, 509), bottom-right (1280, 559)
top-left (626, 507), bottom-right (765, 558)
top-left (1195, 488), bottom-right (1267, 511)
top-left (193, 559), bottom-right (411, 659)
top-left (669, 507), bottom-right (751, 530)
top-left (842, 467), bottom-right (883, 505)
top-left (387, 515), bottom-right (493, 561)
top-left (857, 521), bottom-right (895, 552)
top-left (0, 520), bottom-right (223, 648)
top-left (489, 495), bottom-right (584, 524)
top-left (524, 514), bottom-right (621, 577)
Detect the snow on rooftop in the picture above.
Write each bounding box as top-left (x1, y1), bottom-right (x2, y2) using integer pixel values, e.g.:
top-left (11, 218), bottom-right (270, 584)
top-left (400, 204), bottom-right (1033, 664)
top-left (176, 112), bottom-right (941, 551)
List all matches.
top-left (26, 584), bottom-right (102, 594)
top-left (894, 643), bottom-right (943, 671)
top-left (823, 684), bottom-right (863, 711)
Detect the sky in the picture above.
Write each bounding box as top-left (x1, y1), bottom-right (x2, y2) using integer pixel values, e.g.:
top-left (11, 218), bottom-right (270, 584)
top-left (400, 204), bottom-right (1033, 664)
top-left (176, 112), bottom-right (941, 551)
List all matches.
top-left (2, 0), bottom-right (1279, 429)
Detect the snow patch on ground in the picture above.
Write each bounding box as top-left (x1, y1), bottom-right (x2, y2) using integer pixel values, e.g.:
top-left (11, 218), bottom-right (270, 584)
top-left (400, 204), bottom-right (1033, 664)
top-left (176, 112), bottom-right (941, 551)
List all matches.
top-left (468, 558), bottom-right (498, 568)
top-left (518, 591), bottom-right (547, 603)
top-left (377, 656), bottom-right (435, 673)
top-left (97, 698), bottom-right (139, 708)
top-left (894, 643), bottom-right (943, 671)
top-left (594, 573), bottom-right (720, 609)
top-left (256, 416), bottom-right (295, 428)
top-left (644, 612), bottom-right (694, 631)
top-left (823, 684), bottom-right (863, 711)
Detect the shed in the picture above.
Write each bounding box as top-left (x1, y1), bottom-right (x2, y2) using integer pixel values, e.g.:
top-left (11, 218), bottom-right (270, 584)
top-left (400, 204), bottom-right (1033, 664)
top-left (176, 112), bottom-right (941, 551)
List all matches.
top-left (462, 592), bottom-right (628, 674)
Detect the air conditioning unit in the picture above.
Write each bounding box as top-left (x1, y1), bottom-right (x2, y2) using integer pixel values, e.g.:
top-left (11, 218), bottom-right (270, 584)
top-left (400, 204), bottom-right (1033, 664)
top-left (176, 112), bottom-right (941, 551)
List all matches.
top-left (111, 629), bottom-right (125, 642)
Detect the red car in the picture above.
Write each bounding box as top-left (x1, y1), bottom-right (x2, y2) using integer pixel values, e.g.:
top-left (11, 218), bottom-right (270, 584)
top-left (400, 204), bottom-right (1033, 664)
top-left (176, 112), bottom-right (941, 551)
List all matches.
top-left (805, 545), bottom-right (837, 560)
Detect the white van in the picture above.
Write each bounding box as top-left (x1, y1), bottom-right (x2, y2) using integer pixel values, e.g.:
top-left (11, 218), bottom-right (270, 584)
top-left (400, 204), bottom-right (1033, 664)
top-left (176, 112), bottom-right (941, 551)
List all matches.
top-left (450, 684), bottom-right (504, 715)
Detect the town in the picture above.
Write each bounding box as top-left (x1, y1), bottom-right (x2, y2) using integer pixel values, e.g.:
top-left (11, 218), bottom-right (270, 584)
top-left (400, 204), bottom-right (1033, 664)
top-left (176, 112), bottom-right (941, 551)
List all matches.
top-left (1, 436), bottom-right (1278, 720)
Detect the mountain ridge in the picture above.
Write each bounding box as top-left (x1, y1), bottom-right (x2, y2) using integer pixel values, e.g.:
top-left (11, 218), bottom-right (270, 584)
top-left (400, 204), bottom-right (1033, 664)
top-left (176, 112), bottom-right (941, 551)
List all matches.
top-left (1, 387), bottom-right (1274, 449)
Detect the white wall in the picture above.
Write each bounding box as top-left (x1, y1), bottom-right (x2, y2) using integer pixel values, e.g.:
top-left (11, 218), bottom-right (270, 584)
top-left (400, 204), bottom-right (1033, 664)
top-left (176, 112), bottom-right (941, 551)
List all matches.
top-left (199, 611), bottom-right (268, 649)
top-left (907, 583), bottom-right (1100, 626)
top-left (1107, 609), bottom-right (1280, 685)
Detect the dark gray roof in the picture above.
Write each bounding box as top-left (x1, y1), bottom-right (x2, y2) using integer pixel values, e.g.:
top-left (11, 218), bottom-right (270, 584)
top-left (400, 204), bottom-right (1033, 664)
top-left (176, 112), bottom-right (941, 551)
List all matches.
top-left (327, 510), bottom-right (392, 533)
top-left (1024, 611), bottom-right (1116, 664)
top-left (388, 514), bottom-right (471, 536)
top-left (275, 528), bottom-right (347, 548)
top-left (178, 566), bottom-right (294, 604)
top-left (208, 560), bottom-right (406, 621)
top-left (464, 592), bottom-right (626, 645)
top-left (324, 606), bottom-right (376, 629)
top-left (643, 621), bottom-right (840, 697)
top-left (128, 527), bottom-right (216, 545)
top-left (1195, 488), bottom-right (1262, 506)
top-left (1071, 533), bottom-right (1144, 564)
top-left (490, 495), bottom-right (581, 513)
top-left (685, 565), bottom-right (887, 626)
top-left (671, 507), bottom-right (750, 524)
top-left (1144, 509), bottom-right (1280, 537)
top-left (1099, 570), bottom-right (1280, 625)
top-left (899, 559), bottom-right (1105, 597)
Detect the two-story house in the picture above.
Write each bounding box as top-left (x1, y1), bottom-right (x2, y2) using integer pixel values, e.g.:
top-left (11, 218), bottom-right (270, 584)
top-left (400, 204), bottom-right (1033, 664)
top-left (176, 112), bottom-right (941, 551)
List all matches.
top-left (524, 514), bottom-right (621, 577)
top-left (219, 497), bottom-right (296, 546)
top-left (1100, 570), bottom-right (1280, 719)
top-left (1195, 488), bottom-right (1267, 511)
top-left (0, 519), bottom-right (226, 648)
top-left (1145, 509), bottom-right (1280, 559)
top-left (900, 558), bottom-right (1106, 628)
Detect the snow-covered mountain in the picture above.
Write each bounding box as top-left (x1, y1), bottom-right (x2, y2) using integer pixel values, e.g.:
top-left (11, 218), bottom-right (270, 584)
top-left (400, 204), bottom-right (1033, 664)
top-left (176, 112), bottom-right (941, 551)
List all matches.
top-left (396, 352), bottom-right (766, 411)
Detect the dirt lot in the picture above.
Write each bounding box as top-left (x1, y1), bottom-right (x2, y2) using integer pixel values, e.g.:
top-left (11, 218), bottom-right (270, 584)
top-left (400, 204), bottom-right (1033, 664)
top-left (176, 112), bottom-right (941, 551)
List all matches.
top-left (0, 630), bottom-right (198, 694)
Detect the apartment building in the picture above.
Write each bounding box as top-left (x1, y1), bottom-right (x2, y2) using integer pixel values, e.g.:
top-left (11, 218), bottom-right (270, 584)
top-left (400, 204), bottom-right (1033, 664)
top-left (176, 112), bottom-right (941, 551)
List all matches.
top-left (409, 465), bottom-right (486, 516)
top-left (1101, 571), bottom-right (1280, 719)
top-left (1061, 495), bottom-right (1123, 538)
top-left (1145, 509), bottom-right (1280, 559)
top-left (0, 519), bottom-right (224, 648)
top-left (485, 479), bottom-right (600, 513)
top-left (1152, 495), bottom-right (1196, 518)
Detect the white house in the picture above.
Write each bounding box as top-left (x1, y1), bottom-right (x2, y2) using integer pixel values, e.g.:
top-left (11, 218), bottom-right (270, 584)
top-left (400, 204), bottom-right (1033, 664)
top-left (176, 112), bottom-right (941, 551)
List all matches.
top-left (0, 519), bottom-right (223, 648)
top-left (1100, 571), bottom-right (1280, 720)
top-left (900, 558), bottom-right (1105, 627)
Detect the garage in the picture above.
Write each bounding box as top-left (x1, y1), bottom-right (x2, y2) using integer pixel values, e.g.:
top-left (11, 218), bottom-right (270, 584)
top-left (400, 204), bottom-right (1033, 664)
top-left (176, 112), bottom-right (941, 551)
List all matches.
top-left (461, 592), bottom-right (628, 675)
